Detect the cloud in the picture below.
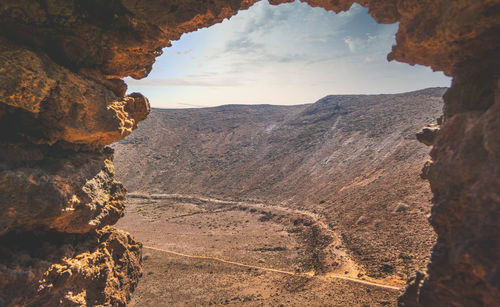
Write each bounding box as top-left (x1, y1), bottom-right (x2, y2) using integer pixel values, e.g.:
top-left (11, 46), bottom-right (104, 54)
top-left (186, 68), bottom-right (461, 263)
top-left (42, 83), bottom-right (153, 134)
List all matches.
top-left (126, 1), bottom-right (450, 108)
top-left (175, 49), bottom-right (192, 55)
top-left (343, 37), bottom-right (356, 52)
top-left (224, 36), bottom-right (265, 54)
top-left (241, 1), bottom-right (291, 35)
top-left (127, 75), bottom-right (243, 87)
top-left (176, 102), bottom-right (208, 108)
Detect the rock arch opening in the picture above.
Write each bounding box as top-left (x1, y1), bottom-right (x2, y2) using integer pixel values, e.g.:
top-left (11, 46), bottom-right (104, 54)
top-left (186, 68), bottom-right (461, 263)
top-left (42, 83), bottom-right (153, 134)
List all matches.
top-left (111, 4), bottom-right (451, 305)
top-left (124, 1), bottom-right (450, 108)
top-left (0, 1), bottom-right (498, 306)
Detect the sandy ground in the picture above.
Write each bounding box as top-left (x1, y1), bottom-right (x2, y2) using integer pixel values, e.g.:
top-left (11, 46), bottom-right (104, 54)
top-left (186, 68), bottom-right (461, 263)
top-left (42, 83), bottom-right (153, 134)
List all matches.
top-left (117, 195), bottom-right (402, 306)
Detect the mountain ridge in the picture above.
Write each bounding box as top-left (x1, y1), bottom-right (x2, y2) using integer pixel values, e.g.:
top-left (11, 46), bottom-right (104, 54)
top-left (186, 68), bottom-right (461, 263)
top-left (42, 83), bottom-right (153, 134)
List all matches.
top-left (113, 87), bottom-right (445, 281)
top-left (146, 87), bottom-right (447, 111)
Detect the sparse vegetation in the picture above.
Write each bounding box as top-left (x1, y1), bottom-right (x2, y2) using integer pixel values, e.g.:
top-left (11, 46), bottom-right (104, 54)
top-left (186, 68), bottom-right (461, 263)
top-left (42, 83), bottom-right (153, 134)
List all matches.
top-left (113, 89), bottom-right (445, 305)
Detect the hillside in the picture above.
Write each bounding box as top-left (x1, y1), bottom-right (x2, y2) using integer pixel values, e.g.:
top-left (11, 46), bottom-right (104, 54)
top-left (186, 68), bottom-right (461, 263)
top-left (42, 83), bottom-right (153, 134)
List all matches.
top-left (113, 87), bottom-right (445, 286)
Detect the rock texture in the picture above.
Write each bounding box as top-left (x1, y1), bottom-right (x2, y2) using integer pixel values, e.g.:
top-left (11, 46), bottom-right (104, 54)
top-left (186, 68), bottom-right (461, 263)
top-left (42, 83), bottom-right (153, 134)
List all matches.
top-left (0, 146), bottom-right (126, 235)
top-left (413, 62), bottom-right (500, 306)
top-left (0, 227), bottom-right (142, 307)
top-left (0, 37), bottom-right (149, 146)
top-left (0, 0), bottom-right (499, 306)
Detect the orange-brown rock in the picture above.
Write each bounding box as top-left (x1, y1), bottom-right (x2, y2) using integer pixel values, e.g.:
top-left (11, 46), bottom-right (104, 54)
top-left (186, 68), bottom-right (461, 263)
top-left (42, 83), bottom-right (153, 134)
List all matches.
top-left (416, 62), bottom-right (500, 306)
top-left (416, 126), bottom-right (440, 146)
top-left (0, 0), bottom-right (258, 80)
top-left (0, 226), bottom-right (142, 306)
top-left (0, 146), bottom-right (126, 235)
top-left (0, 38), bottom-right (150, 146)
top-left (2, 1), bottom-right (498, 79)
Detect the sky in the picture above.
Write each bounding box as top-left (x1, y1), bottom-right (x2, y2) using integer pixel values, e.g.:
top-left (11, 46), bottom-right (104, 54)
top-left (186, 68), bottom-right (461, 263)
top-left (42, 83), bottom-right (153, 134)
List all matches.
top-left (125, 1), bottom-right (451, 109)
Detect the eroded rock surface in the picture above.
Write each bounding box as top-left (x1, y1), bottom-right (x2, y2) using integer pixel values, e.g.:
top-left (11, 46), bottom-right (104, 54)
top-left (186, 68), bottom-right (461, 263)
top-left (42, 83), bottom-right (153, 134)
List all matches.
top-left (0, 38), bottom-right (149, 146)
top-left (0, 0), bottom-right (499, 306)
top-left (0, 227), bottom-right (142, 307)
top-left (0, 146), bottom-right (126, 235)
top-left (417, 64), bottom-right (500, 306)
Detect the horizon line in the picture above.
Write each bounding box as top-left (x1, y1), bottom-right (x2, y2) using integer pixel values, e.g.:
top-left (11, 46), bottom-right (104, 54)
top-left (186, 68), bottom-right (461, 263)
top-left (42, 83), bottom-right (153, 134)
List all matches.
top-left (147, 86), bottom-right (448, 110)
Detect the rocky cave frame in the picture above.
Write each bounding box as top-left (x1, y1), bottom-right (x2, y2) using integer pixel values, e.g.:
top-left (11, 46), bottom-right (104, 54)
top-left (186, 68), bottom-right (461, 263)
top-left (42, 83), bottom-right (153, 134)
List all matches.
top-left (0, 0), bottom-right (498, 306)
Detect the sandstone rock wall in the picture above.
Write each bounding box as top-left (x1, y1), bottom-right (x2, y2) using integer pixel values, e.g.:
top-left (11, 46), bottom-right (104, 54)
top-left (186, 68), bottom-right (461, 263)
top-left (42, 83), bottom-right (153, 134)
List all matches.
top-left (0, 0), bottom-right (499, 306)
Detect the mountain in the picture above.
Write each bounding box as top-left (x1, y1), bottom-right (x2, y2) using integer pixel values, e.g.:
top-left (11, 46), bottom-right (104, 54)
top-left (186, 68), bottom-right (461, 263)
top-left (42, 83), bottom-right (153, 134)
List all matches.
top-left (112, 87), bottom-right (446, 280)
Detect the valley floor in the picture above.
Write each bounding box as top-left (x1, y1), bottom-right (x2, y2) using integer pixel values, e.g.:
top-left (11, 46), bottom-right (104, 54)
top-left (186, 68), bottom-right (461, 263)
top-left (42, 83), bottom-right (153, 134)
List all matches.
top-left (117, 194), bottom-right (404, 306)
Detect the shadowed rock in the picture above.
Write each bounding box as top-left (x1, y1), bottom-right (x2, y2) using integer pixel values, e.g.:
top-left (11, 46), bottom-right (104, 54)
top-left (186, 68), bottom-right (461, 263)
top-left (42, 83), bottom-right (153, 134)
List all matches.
top-left (416, 126), bottom-right (439, 146)
top-left (0, 226), bottom-right (142, 307)
top-left (0, 146), bottom-right (126, 235)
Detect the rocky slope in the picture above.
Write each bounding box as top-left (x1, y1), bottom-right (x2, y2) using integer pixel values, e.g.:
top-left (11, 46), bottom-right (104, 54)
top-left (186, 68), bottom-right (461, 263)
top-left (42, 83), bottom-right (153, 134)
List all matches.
top-left (113, 88), bottom-right (445, 283)
top-left (0, 0), bottom-right (498, 306)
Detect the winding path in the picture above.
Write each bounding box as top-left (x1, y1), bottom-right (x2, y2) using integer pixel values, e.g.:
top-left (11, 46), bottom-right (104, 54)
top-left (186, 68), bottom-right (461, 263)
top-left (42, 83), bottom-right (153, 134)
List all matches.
top-left (143, 245), bottom-right (401, 291)
top-left (130, 192), bottom-right (360, 276)
top-left (130, 193), bottom-right (403, 291)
